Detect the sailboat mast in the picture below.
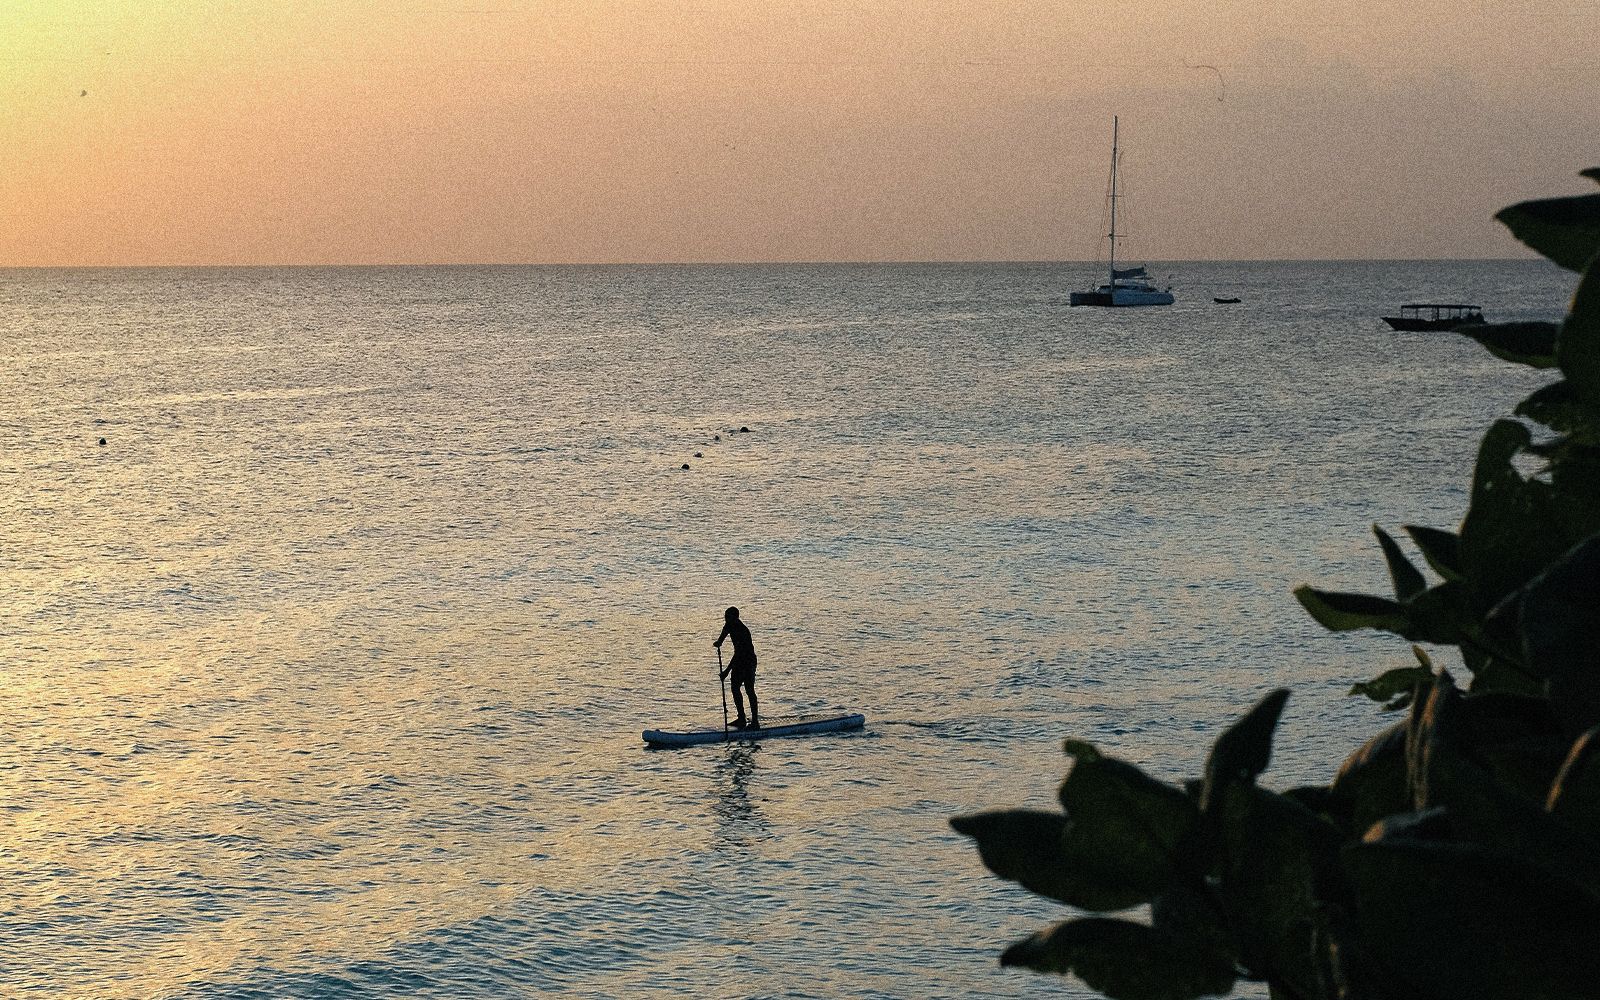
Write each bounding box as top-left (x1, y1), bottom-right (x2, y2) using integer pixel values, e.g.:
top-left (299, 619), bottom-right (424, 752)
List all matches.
top-left (1108, 115), bottom-right (1119, 290)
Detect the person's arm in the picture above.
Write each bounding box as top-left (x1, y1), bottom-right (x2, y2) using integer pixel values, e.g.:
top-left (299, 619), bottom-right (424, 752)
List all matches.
top-left (714, 623), bottom-right (731, 678)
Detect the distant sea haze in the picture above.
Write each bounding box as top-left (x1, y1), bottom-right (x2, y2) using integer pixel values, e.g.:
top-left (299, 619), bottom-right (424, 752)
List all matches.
top-left (0, 259), bottom-right (1575, 997)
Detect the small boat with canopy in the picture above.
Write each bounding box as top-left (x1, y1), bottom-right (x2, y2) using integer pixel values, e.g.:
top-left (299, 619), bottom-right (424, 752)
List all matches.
top-left (1381, 304), bottom-right (1486, 331)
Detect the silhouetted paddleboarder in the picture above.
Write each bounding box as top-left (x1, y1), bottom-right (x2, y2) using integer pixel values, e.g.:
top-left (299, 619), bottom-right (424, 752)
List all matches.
top-left (714, 606), bottom-right (759, 730)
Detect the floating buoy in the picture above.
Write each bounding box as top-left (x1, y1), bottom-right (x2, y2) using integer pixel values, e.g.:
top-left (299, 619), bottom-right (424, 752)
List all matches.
top-left (681, 463), bottom-right (690, 470)
top-left (739, 426), bottom-right (750, 433)
top-left (693, 452), bottom-right (702, 458)
top-left (98, 438), bottom-right (106, 446)
top-left (714, 435), bottom-right (721, 442)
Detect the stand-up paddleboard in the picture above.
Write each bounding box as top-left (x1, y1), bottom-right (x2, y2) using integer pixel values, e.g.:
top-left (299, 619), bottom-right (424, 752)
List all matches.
top-left (643, 713), bottom-right (865, 748)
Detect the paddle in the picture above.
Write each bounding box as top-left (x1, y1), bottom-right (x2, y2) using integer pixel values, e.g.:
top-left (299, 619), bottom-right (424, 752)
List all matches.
top-left (716, 645), bottom-right (730, 736)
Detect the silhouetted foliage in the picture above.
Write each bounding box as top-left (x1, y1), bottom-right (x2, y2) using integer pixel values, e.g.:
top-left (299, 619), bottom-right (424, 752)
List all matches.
top-left (953, 170), bottom-right (1600, 999)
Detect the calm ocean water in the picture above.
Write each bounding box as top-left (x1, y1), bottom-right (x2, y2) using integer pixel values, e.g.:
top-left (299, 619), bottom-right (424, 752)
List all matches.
top-left (0, 260), bottom-right (1577, 998)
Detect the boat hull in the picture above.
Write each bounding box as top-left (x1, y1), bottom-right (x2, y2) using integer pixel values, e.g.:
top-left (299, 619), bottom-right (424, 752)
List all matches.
top-left (1382, 316), bottom-right (1487, 331)
top-left (1070, 288), bottom-right (1175, 307)
top-left (643, 712), bottom-right (866, 748)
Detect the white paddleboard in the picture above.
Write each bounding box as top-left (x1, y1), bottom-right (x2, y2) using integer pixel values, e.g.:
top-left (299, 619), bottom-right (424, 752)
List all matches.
top-left (643, 712), bottom-right (865, 748)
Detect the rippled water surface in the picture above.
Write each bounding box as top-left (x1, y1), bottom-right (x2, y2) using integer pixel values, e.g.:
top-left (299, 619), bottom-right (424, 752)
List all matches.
top-left (0, 260), bottom-right (1576, 997)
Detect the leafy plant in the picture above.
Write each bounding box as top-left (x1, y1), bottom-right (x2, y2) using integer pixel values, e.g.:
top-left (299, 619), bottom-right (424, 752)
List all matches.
top-left (952, 170), bottom-right (1600, 999)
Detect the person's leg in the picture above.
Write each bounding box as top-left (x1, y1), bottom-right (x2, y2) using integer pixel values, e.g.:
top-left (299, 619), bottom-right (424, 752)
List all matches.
top-left (741, 675), bottom-right (759, 727)
top-left (729, 677), bottom-right (748, 726)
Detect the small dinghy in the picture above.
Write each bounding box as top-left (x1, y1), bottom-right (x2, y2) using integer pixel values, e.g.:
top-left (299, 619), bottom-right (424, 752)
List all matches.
top-left (643, 712), bottom-right (866, 748)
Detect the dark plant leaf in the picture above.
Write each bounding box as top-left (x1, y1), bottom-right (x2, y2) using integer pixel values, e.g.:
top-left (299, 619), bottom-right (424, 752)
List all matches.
top-left (1361, 806), bottom-right (1453, 843)
top-left (1149, 883), bottom-right (1235, 969)
top-left (1001, 917), bottom-right (1236, 1000)
top-left (1294, 583), bottom-right (1465, 644)
top-left (1401, 581), bottom-right (1470, 645)
top-left (1548, 725), bottom-right (1600, 829)
top-left (1312, 901), bottom-right (1388, 1000)
top-left (949, 810), bottom-right (1080, 904)
top-left (1293, 587), bottom-right (1409, 633)
top-left (1403, 675), bottom-right (1600, 891)
top-left (1373, 525), bottom-right (1427, 600)
top-left (1465, 594), bottom-right (1542, 690)
top-left (1457, 689), bottom-right (1563, 739)
top-left (1549, 438), bottom-right (1600, 501)
top-left (1460, 652), bottom-right (1538, 697)
top-left (1559, 259), bottom-right (1600, 405)
top-left (1519, 534), bottom-right (1600, 736)
top-left (1332, 720), bottom-right (1411, 836)
top-left (1281, 784), bottom-right (1342, 820)
top-left (1460, 419), bottom-right (1535, 611)
top-left (1494, 191), bottom-right (1600, 272)
top-left (1405, 673), bottom-right (1463, 812)
top-left (1402, 679), bottom-right (1434, 811)
top-left (1403, 525), bottom-right (1462, 582)
top-left (1516, 381), bottom-right (1600, 444)
top-left (1054, 741), bottom-right (1200, 908)
top-left (1211, 781), bottom-right (1341, 995)
top-left (1456, 691), bottom-right (1570, 802)
top-left (1349, 666), bottom-right (1432, 709)
top-left (1455, 320), bottom-right (1559, 368)
top-left (1201, 689), bottom-right (1290, 807)
top-left (1346, 837), bottom-right (1600, 999)
top-left (949, 806), bottom-right (1183, 912)
top-left (1199, 695), bottom-right (1338, 996)
top-left (1458, 419), bottom-right (1595, 615)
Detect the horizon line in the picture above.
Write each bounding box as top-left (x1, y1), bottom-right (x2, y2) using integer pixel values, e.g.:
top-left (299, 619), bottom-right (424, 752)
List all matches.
top-left (0, 255), bottom-right (1542, 272)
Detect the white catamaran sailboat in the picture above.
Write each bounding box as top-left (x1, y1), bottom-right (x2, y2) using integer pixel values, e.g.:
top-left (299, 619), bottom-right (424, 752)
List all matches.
top-left (1069, 116), bottom-right (1174, 307)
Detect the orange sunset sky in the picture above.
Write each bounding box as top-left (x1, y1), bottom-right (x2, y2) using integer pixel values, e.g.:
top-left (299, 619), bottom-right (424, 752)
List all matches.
top-left (3, 0), bottom-right (1596, 266)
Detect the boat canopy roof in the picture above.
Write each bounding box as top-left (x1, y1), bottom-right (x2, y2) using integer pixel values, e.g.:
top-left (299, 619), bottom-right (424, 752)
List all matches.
top-left (1400, 303), bottom-right (1481, 311)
